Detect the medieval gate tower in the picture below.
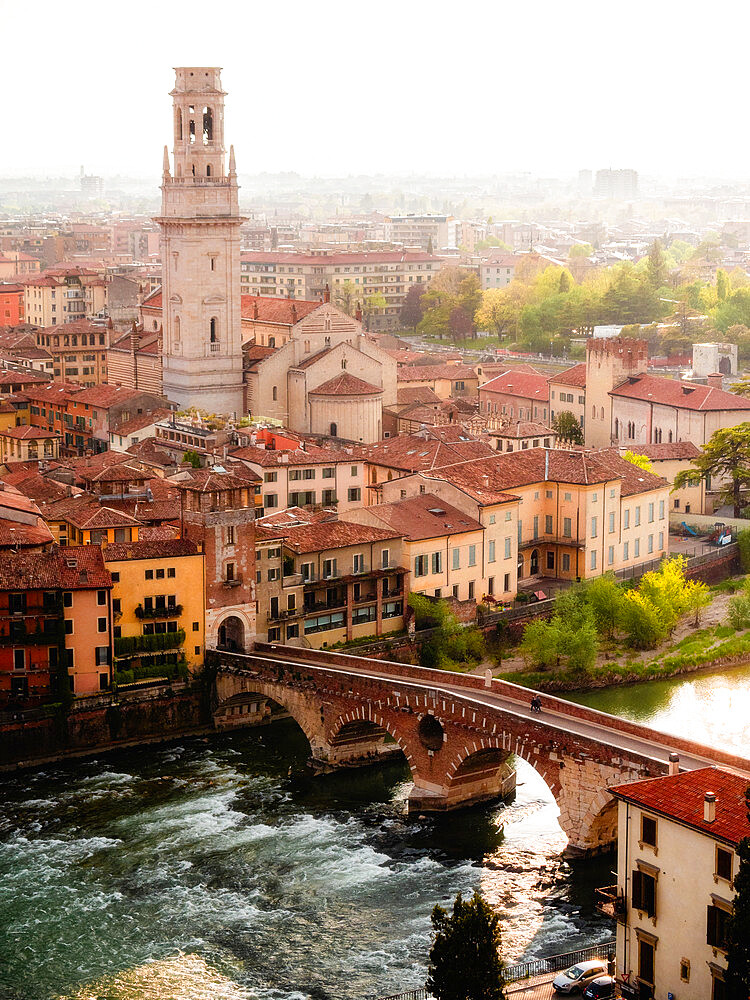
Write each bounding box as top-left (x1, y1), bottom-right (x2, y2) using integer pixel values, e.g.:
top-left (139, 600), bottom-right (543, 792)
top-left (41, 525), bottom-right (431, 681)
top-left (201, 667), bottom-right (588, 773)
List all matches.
top-left (157, 67), bottom-right (245, 416)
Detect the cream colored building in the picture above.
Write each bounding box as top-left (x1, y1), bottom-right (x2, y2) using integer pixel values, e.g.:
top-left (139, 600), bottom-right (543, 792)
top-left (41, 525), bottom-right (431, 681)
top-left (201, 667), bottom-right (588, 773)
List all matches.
top-left (609, 766), bottom-right (748, 1000)
top-left (346, 493), bottom-right (490, 602)
top-left (621, 442), bottom-right (709, 517)
top-left (548, 362), bottom-right (587, 434)
top-left (22, 268), bottom-right (107, 328)
top-left (157, 67), bottom-right (245, 416)
top-left (0, 426), bottom-right (60, 463)
top-left (245, 302), bottom-right (397, 441)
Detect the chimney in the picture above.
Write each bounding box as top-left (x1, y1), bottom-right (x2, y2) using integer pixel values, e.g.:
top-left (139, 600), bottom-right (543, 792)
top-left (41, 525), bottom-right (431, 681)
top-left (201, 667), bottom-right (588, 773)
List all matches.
top-left (324, 283), bottom-right (331, 303)
top-left (355, 303), bottom-right (363, 323)
top-left (291, 301), bottom-right (297, 324)
top-left (668, 752), bottom-right (679, 775)
top-left (706, 372), bottom-right (723, 391)
top-left (253, 299), bottom-right (259, 320)
top-left (704, 791), bottom-right (716, 823)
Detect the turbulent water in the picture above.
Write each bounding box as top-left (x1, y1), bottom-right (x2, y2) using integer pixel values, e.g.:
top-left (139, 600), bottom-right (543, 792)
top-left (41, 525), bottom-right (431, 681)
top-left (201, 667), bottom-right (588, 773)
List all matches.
top-left (0, 722), bottom-right (613, 1000)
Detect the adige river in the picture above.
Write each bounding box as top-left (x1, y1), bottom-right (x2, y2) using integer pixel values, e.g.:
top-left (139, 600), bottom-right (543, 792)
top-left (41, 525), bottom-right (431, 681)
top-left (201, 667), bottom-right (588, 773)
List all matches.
top-left (2, 661), bottom-right (749, 1000)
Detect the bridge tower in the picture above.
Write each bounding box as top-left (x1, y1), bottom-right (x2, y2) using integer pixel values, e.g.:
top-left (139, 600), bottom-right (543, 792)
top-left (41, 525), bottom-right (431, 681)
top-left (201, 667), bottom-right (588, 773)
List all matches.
top-left (156, 67), bottom-right (245, 417)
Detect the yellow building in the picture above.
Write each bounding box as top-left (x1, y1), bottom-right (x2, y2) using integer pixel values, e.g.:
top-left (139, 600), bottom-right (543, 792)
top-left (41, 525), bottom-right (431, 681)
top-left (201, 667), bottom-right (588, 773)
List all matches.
top-left (0, 426), bottom-right (60, 463)
top-left (44, 494), bottom-right (142, 547)
top-left (104, 538), bottom-right (205, 679)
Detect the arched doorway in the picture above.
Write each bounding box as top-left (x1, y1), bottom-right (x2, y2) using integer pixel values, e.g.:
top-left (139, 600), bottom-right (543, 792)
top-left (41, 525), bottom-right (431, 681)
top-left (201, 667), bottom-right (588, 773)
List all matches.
top-left (218, 615), bottom-right (245, 652)
top-left (719, 355), bottom-right (731, 375)
top-left (530, 548), bottom-right (540, 575)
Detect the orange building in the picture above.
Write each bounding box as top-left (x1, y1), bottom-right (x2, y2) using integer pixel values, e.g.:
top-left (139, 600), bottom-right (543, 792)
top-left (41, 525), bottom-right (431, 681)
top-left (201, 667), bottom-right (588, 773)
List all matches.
top-left (0, 284), bottom-right (25, 326)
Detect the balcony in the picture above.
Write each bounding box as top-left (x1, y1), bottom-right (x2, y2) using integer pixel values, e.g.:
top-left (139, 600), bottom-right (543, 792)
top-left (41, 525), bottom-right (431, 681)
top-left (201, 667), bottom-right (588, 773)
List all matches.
top-left (135, 603), bottom-right (183, 620)
top-left (267, 607), bottom-right (303, 623)
top-left (222, 575), bottom-right (243, 588)
top-left (595, 885), bottom-right (626, 922)
top-left (518, 535), bottom-right (585, 551)
top-left (283, 571), bottom-right (303, 587)
top-left (353, 592), bottom-right (377, 604)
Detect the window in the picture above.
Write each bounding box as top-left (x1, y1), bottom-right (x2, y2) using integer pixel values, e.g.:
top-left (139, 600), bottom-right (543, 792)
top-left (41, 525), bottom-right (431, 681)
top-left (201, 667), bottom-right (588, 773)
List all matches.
top-left (716, 847), bottom-right (733, 882)
top-left (563, 517), bottom-right (572, 538)
top-left (63, 591), bottom-right (73, 607)
top-left (225, 563), bottom-right (235, 582)
top-left (659, 499), bottom-right (665, 519)
top-left (635, 538), bottom-right (640, 558)
top-left (381, 549), bottom-right (390, 569)
top-left (546, 551), bottom-right (554, 570)
top-left (648, 502), bottom-right (654, 523)
top-left (608, 546), bottom-right (614, 565)
top-left (65, 620), bottom-right (74, 634)
top-left (648, 534), bottom-right (653, 554)
top-left (431, 551), bottom-right (442, 574)
top-left (504, 537), bottom-right (511, 559)
top-left (323, 558), bottom-right (338, 579)
top-left (707, 902), bottom-right (731, 950)
top-left (489, 514), bottom-right (496, 525)
top-left (168, 567), bottom-right (176, 578)
top-left (348, 488), bottom-right (361, 502)
top-left (623, 541), bottom-right (629, 561)
top-left (145, 569), bottom-right (154, 580)
top-left (111, 572), bottom-right (120, 583)
top-left (353, 553), bottom-right (364, 574)
top-left (641, 815), bottom-right (657, 847)
top-left (156, 568), bottom-right (165, 579)
top-left (562, 553), bottom-right (571, 572)
top-left (267, 568), bottom-right (280, 582)
top-left (608, 512), bottom-right (615, 533)
top-left (590, 550), bottom-right (597, 570)
top-left (322, 467), bottom-right (334, 479)
top-left (13, 649), bottom-right (25, 671)
top-left (564, 492), bottom-right (572, 502)
top-left (545, 515), bottom-right (553, 534)
top-left (95, 646), bottom-right (109, 666)
top-left (505, 510), bottom-right (512, 521)
top-left (591, 516), bottom-right (598, 538)
top-left (264, 471), bottom-right (278, 482)
top-left (351, 466), bottom-right (358, 476)
top-left (680, 959), bottom-right (690, 983)
top-left (226, 526), bottom-right (235, 545)
top-left (635, 506), bottom-right (641, 527)
top-left (414, 555), bottom-right (428, 577)
top-left (97, 589), bottom-right (106, 606)
top-left (468, 545), bottom-right (476, 567)
top-left (97, 617), bottom-right (107, 633)
top-left (637, 935), bottom-right (656, 985)
top-left (286, 624), bottom-right (299, 639)
top-left (193, 621), bottom-right (200, 632)
top-left (452, 548), bottom-right (460, 570)
top-left (488, 540), bottom-right (495, 563)
top-left (624, 509), bottom-right (630, 529)
top-left (301, 562), bottom-right (314, 582)
top-left (468, 581), bottom-right (475, 600)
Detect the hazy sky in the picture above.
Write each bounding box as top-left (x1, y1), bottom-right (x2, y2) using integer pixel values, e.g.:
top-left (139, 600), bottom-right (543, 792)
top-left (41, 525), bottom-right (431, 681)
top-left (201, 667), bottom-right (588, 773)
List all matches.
top-left (3, 0), bottom-right (749, 179)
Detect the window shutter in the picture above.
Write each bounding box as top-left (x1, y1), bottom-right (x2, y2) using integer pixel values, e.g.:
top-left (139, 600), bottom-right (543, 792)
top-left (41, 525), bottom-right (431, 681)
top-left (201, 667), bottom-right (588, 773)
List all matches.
top-left (707, 904), bottom-right (717, 946)
top-left (632, 870), bottom-right (643, 909)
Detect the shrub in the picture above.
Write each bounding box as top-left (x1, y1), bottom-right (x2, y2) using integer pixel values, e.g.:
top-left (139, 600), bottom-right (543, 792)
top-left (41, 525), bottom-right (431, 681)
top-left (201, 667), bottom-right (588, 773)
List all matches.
top-left (739, 529), bottom-right (750, 573)
top-left (621, 591), bottom-right (667, 649)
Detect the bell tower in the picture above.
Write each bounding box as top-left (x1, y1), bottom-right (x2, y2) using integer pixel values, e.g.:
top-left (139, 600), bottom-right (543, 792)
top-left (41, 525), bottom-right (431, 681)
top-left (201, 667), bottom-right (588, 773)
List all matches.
top-left (156, 67), bottom-right (244, 416)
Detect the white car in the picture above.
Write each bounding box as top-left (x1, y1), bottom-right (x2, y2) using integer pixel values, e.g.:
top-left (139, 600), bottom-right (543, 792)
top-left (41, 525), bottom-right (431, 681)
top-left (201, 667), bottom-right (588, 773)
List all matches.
top-left (553, 960), bottom-right (609, 994)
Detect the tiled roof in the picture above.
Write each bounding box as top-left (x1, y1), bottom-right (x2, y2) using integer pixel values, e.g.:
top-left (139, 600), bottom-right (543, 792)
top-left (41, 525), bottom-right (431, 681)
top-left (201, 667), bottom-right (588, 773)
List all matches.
top-left (0, 425), bottom-right (60, 440)
top-left (0, 550), bottom-right (60, 588)
top-left (240, 250), bottom-right (438, 265)
top-left (69, 384), bottom-right (154, 408)
top-left (141, 288), bottom-right (162, 308)
top-left (104, 538), bottom-right (199, 562)
top-left (256, 518), bottom-right (403, 553)
top-left (293, 346), bottom-right (333, 370)
top-left (0, 472), bottom-right (72, 505)
top-left (256, 506), bottom-right (330, 529)
top-left (0, 371), bottom-right (48, 386)
top-left (397, 364), bottom-right (477, 382)
top-left (479, 369), bottom-right (550, 400)
top-left (56, 545), bottom-right (112, 589)
top-left (169, 469), bottom-right (257, 493)
top-left (397, 387), bottom-right (443, 406)
top-left (240, 295), bottom-right (321, 325)
top-left (66, 504), bottom-right (142, 530)
top-left (309, 373), bottom-right (382, 396)
top-left (549, 363), bottom-right (587, 388)
top-left (631, 442), bottom-right (702, 462)
top-left (422, 447), bottom-right (668, 504)
top-left (38, 319), bottom-right (105, 335)
top-left (356, 434), bottom-right (495, 473)
top-left (112, 408), bottom-right (172, 436)
top-left (492, 420), bottom-right (553, 438)
top-left (138, 524), bottom-right (182, 541)
top-left (229, 444), bottom-right (359, 468)
top-left (364, 493), bottom-right (483, 540)
top-left (81, 463), bottom-right (151, 483)
top-left (481, 253), bottom-right (519, 268)
top-left (611, 374), bottom-right (750, 411)
top-left (610, 767), bottom-right (750, 847)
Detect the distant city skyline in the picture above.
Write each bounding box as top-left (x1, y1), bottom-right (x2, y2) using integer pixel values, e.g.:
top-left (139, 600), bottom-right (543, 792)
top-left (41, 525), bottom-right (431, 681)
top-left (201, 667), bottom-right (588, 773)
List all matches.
top-left (3, 0), bottom-right (750, 179)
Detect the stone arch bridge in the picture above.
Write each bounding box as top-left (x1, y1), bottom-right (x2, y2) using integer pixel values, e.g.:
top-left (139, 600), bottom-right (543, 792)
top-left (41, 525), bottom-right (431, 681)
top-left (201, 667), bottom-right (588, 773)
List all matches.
top-left (208, 644), bottom-right (750, 855)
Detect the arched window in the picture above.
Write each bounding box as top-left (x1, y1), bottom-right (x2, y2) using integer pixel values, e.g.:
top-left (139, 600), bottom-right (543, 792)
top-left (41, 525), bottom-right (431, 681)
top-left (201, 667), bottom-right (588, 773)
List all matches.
top-left (174, 316), bottom-right (181, 342)
top-left (210, 256), bottom-right (215, 271)
top-left (202, 107), bottom-right (213, 144)
top-left (304, 340), bottom-right (310, 353)
top-left (272, 386), bottom-right (278, 401)
top-left (210, 317), bottom-right (218, 343)
top-left (669, 430), bottom-right (673, 442)
top-left (189, 109), bottom-right (196, 144)
top-left (175, 107), bottom-right (183, 140)
top-left (330, 422), bottom-right (337, 437)
top-left (600, 406), bottom-right (605, 420)
top-left (341, 358), bottom-right (347, 369)
top-left (592, 404), bottom-right (596, 419)
top-left (614, 418), bottom-right (619, 438)
top-left (153, 320), bottom-right (158, 331)
top-left (191, 163), bottom-right (196, 177)
top-left (206, 164), bottom-right (212, 177)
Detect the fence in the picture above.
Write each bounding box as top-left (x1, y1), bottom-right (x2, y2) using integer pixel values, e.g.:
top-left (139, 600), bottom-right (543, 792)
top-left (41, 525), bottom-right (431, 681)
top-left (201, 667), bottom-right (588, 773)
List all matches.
top-left (375, 938), bottom-right (617, 998)
top-left (614, 541), bottom-right (738, 583)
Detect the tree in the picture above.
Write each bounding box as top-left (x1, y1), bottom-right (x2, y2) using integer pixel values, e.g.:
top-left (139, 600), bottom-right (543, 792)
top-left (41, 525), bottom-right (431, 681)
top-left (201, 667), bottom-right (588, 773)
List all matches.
top-left (620, 590), bottom-right (667, 649)
top-left (717, 268), bottom-right (729, 302)
top-left (427, 891), bottom-right (506, 1000)
top-left (363, 292), bottom-right (387, 325)
top-left (553, 411), bottom-right (584, 445)
top-left (569, 243), bottom-right (594, 258)
top-left (520, 618), bottom-right (562, 669)
top-left (449, 305), bottom-right (473, 342)
top-left (646, 239), bottom-right (667, 289)
top-left (400, 284), bottom-right (426, 331)
top-left (622, 450), bottom-right (654, 473)
top-left (334, 280), bottom-right (358, 316)
top-left (674, 423), bottom-right (750, 518)
top-left (586, 574), bottom-right (625, 637)
top-left (182, 450), bottom-right (202, 469)
top-left (558, 269), bottom-right (572, 294)
top-left (726, 787), bottom-right (750, 1000)
top-left (683, 579), bottom-right (711, 627)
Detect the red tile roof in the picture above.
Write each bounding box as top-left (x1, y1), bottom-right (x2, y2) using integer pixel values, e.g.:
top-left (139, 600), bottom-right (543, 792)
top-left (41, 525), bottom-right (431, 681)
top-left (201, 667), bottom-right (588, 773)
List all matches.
top-left (630, 442), bottom-right (702, 462)
top-left (38, 319), bottom-right (106, 336)
top-left (611, 767), bottom-right (750, 847)
top-left (611, 374), bottom-right (750, 411)
top-left (356, 434), bottom-right (495, 473)
top-left (397, 364), bottom-right (477, 382)
top-left (549, 363), bottom-right (587, 388)
top-left (479, 369), bottom-right (550, 400)
top-left (240, 250), bottom-right (438, 266)
top-left (230, 443), bottom-right (361, 468)
top-left (112, 408), bottom-right (173, 436)
top-left (56, 545), bottom-right (112, 589)
top-left (364, 494), bottom-right (483, 540)
top-left (309, 373), bottom-right (382, 396)
top-left (0, 425), bottom-right (60, 440)
top-left (492, 420), bottom-right (553, 438)
top-left (256, 518), bottom-right (403, 553)
top-left (240, 295), bottom-right (321, 325)
top-left (397, 387), bottom-right (443, 406)
top-left (104, 538), bottom-right (199, 561)
top-left (0, 546), bottom-right (110, 589)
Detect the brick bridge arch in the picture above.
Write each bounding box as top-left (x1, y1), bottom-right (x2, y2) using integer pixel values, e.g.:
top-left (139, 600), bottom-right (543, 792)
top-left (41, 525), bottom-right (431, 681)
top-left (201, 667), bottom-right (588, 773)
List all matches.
top-left (211, 651), bottom-right (664, 854)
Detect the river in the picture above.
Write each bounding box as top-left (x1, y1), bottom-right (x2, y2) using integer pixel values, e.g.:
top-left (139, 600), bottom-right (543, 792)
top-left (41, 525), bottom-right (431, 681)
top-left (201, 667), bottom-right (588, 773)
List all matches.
top-left (2, 662), bottom-right (748, 1000)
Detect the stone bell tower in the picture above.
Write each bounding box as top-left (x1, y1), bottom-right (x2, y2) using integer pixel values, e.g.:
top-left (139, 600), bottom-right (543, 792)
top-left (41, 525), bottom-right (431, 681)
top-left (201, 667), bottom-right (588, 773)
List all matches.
top-left (156, 67), bottom-right (244, 416)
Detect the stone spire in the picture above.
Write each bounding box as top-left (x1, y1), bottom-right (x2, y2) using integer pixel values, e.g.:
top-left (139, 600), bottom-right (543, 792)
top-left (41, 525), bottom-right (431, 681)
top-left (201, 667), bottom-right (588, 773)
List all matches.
top-left (162, 145), bottom-right (171, 178)
top-left (229, 144), bottom-right (237, 177)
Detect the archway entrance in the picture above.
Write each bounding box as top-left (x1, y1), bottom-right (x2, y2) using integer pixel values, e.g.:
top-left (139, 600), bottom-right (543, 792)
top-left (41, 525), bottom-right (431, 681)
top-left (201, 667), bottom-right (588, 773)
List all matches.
top-left (218, 616), bottom-right (245, 652)
top-left (719, 355), bottom-right (731, 375)
top-left (530, 548), bottom-right (540, 575)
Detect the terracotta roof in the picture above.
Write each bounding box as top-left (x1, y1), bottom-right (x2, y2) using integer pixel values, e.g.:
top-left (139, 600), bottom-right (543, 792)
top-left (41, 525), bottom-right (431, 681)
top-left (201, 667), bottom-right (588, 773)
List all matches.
top-left (0, 550), bottom-right (61, 588)
top-left (294, 346), bottom-right (333, 370)
top-left (38, 319), bottom-right (105, 336)
top-left (0, 425), bottom-right (60, 440)
top-left (631, 442), bottom-right (702, 462)
top-left (256, 518), bottom-right (403, 554)
top-left (240, 295), bottom-right (321, 325)
top-left (479, 370), bottom-right (550, 401)
top-left (170, 469), bottom-right (257, 493)
top-left (141, 288), bottom-right (162, 308)
top-left (69, 384), bottom-right (156, 408)
top-left (126, 438), bottom-right (176, 467)
top-left (256, 506), bottom-right (330, 529)
top-left (610, 767), bottom-right (750, 847)
top-left (240, 250), bottom-right (438, 265)
top-left (243, 344), bottom-right (276, 363)
top-left (0, 472), bottom-right (72, 505)
top-left (356, 434), bottom-right (495, 473)
top-left (81, 464), bottom-right (151, 484)
top-left (55, 545), bottom-right (112, 589)
top-left (397, 364), bottom-right (477, 382)
top-left (138, 524), bottom-right (182, 541)
top-left (549, 363), bottom-right (587, 388)
top-left (363, 494), bottom-right (483, 540)
top-left (492, 420), bottom-right (553, 438)
top-left (0, 371), bottom-right (48, 386)
top-left (112, 408), bottom-right (172, 436)
top-left (104, 538), bottom-right (199, 562)
top-left (611, 374), bottom-right (750, 411)
top-left (309, 373), bottom-right (382, 396)
top-left (230, 444), bottom-right (360, 468)
top-left (397, 387), bottom-right (443, 406)
top-left (65, 504), bottom-right (142, 530)
top-left (421, 447), bottom-right (668, 504)
top-left (481, 253), bottom-right (519, 268)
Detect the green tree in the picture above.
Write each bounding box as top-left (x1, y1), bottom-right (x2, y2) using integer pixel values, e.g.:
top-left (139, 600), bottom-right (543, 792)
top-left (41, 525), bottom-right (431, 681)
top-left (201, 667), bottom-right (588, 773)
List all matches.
top-left (620, 590), bottom-right (667, 649)
top-left (334, 280), bottom-right (358, 316)
top-left (726, 787), bottom-right (750, 1000)
top-left (569, 243), bottom-right (594, 258)
top-left (427, 891), bottom-right (506, 1000)
top-left (519, 618), bottom-right (561, 669)
top-left (558, 269), bottom-right (573, 294)
top-left (400, 284), bottom-right (426, 331)
top-left (646, 239), bottom-right (667, 289)
top-left (716, 268), bottom-right (729, 302)
top-left (553, 411), bottom-right (584, 445)
top-left (674, 423), bottom-right (750, 518)
top-left (182, 450), bottom-right (202, 469)
top-left (586, 574), bottom-right (625, 637)
top-left (638, 557), bottom-right (690, 635)
top-left (622, 450), bottom-right (654, 473)
top-left (409, 594), bottom-right (484, 669)
top-left (683, 579), bottom-right (711, 627)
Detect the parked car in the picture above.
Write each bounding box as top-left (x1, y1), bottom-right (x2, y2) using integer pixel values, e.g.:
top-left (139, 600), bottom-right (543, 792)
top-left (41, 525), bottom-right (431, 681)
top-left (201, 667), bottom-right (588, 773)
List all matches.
top-left (583, 976), bottom-right (619, 999)
top-left (553, 960), bottom-right (609, 994)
